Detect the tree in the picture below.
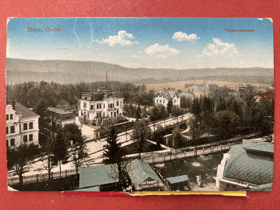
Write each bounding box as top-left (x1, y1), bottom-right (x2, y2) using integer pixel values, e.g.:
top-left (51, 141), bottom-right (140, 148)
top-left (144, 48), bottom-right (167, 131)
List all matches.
top-left (103, 127), bottom-right (124, 165)
top-left (167, 100), bottom-right (173, 115)
top-left (188, 116), bottom-right (201, 148)
top-left (42, 137), bottom-right (55, 181)
top-left (131, 120), bottom-right (151, 158)
top-left (103, 127), bottom-right (127, 190)
top-left (215, 98), bottom-right (226, 112)
top-left (135, 106), bottom-right (142, 119)
top-left (213, 111), bottom-right (240, 138)
top-left (172, 125), bottom-right (185, 149)
top-left (71, 137), bottom-right (88, 176)
top-left (63, 124), bottom-right (82, 144)
top-left (190, 98), bottom-right (201, 118)
top-left (11, 144), bottom-right (30, 186)
top-left (151, 125), bottom-right (164, 149)
top-left (52, 129), bottom-right (69, 164)
top-left (180, 96), bottom-right (192, 109)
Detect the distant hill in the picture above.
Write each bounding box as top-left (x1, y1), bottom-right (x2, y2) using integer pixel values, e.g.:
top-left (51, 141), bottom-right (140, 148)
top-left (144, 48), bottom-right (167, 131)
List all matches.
top-left (6, 58), bottom-right (274, 84)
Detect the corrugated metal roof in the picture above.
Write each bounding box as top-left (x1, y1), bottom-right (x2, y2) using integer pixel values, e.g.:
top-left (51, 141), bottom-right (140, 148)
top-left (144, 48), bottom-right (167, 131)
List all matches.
top-left (166, 175), bottom-right (189, 184)
top-left (224, 140), bottom-right (274, 185)
top-left (243, 139), bottom-right (274, 155)
top-left (127, 159), bottom-right (163, 188)
top-left (79, 164), bottom-right (119, 188)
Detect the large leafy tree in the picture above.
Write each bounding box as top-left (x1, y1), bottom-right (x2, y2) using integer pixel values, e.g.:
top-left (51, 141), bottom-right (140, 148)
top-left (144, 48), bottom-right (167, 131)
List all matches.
top-left (63, 124), bottom-right (83, 144)
top-left (131, 120), bottom-right (151, 158)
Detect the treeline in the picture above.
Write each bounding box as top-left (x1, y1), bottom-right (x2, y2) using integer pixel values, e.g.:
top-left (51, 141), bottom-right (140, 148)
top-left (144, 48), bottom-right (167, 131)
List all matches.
top-left (189, 84), bottom-right (274, 141)
top-left (6, 81), bottom-right (155, 109)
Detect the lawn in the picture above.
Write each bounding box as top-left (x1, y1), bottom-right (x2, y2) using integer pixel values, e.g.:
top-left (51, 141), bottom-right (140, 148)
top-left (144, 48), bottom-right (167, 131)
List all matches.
top-left (154, 153), bottom-right (224, 184)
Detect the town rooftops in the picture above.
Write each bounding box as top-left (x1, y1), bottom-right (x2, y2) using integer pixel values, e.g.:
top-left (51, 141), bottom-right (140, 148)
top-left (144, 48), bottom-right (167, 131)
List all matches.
top-left (258, 91), bottom-right (274, 101)
top-left (126, 159), bottom-right (163, 188)
top-left (79, 164), bottom-right (119, 189)
top-left (224, 139), bottom-right (274, 185)
top-left (80, 88), bottom-right (121, 101)
top-left (47, 107), bottom-right (73, 115)
top-left (166, 175), bottom-right (189, 184)
top-left (7, 101), bottom-right (39, 118)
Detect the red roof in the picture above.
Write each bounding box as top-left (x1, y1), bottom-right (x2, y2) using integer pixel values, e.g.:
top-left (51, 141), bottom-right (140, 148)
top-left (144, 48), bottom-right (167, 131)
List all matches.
top-left (258, 91), bottom-right (274, 101)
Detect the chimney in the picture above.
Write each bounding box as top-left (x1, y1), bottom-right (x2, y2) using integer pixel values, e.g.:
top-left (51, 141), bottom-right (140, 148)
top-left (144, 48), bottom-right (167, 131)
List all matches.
top-left (12, 101), bottom-right (16, 110)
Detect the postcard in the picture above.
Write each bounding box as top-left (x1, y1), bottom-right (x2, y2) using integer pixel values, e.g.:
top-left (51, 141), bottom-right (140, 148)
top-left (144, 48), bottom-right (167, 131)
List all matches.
top-left (6, 17), bottom-right (274, 193)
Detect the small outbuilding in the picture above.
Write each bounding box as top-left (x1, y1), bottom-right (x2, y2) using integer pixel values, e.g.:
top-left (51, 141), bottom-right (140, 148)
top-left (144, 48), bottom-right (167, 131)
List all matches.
top-left (127, 159), bottom-right (165, 191)
top-left (166, 175), bottom-right (189, 190)
top-left (79, 164), bottom-right (119, 191)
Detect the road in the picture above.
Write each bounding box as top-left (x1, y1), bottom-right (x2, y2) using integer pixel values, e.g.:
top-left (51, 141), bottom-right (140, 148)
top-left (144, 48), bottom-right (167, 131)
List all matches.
top-left (8, 113), bottom-right (193, 179)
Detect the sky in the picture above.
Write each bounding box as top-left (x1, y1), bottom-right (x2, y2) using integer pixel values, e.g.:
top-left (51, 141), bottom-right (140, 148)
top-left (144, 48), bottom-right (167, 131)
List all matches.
top-left (6, 17), bottom-right (274, 69)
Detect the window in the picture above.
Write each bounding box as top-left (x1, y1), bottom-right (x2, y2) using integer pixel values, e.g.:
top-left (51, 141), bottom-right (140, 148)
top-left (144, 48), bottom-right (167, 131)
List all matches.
top-left (29, 122), bottom-right (33, 129)
top-left (6, 114), bottom-right (9, 120)
top-left (6, 140), bottom-right (8, 147)
top-left (10, 126), bottom-right (15, 133)
top-left (97, 103), bottom-right (102, 109)
top-left (103, 104), bottom-right (105, 108)
top-left (117, 110), bottom-right (119, 114)
top-left (29, 134), bottom-right (33, 142)
top-left (91, 105), bottom-right (94, 110)
top-left (24, 123), bottom-right (28, 130)
top-left (117, 101), bottom-right (119, 106)
top-left (83, 102), bottom-right (87, 109)
top-left (85, 97), bottom-right (87, 100)
top-left (10, 114), bottom-right (13, 120)
top-left (23, 135), bottom-right (27, 143)
top-left (10, 139), bottom-right (15, 146)
top-left (6, 127), bottom-right (9, 134)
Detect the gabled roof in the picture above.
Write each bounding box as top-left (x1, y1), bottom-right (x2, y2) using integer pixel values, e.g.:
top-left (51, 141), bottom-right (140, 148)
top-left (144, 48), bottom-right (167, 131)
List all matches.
top-left (126, 159), bottom-right (163, 187)
top-left (157, 89), bottom-right (178, 100)
top-left (7, 102), bottom-right (39, 118)
top-left (166, 175), bottom-right (189, 184)
top-left (224, 140), bottom-right (274, 185)
top-left (79, 164), bottom-right (119, 188)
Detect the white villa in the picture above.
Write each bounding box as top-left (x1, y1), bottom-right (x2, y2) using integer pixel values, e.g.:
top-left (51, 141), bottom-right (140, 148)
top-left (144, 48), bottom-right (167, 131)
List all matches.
top-left (154, 88), bottom-right (180, 108)
top-left (6, 101), bottom-right (40, 148)
top-left (78, 88), bottom-right (124, 126)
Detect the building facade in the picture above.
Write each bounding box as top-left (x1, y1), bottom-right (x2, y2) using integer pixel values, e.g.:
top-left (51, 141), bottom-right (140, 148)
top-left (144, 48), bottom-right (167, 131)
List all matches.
top-left (78, 89), bottom-right (124, 125)
top-left (154, 88), bottom-right (180, 108)
top-left (6, 102), bottom-right (40, 148)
